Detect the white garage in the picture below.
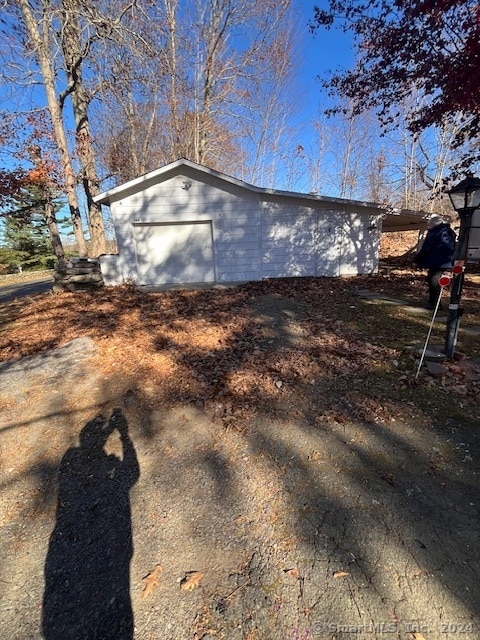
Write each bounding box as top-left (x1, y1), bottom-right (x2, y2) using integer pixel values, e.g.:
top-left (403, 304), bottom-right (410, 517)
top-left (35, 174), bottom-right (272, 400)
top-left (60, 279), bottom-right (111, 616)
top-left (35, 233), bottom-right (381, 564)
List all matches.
top-left (94, 158), bottom-right (427, 286)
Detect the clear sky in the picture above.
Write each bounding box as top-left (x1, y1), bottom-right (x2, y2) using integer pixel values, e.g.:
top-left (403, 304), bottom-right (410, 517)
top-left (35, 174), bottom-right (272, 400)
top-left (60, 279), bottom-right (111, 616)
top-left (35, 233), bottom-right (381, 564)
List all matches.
top-left (295, 1), bottom-right (354, 84)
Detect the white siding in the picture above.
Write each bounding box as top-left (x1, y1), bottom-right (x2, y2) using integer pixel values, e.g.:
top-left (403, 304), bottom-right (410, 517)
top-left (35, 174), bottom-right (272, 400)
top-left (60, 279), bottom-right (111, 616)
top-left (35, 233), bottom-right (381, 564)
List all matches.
top-left (261, 202), bottom-right (316, 278)
top-left (336, 213), bottom-right (381, 276)
top-left (316, 215), bottom-right (343, 277)
top-left (214, 204), bottom-right (262, 282)
top-left (101, 165), bottom-right (380, 286)
top-left (99, 254), bottom-right (136, 286)
top-left (259, 204), bottom-right (378, 279)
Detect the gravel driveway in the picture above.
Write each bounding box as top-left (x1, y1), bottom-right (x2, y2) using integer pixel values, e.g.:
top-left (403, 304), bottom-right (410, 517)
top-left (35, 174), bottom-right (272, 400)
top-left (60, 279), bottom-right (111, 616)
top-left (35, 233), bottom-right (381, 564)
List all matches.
top-left (1, 297), bottom-right (479, 640)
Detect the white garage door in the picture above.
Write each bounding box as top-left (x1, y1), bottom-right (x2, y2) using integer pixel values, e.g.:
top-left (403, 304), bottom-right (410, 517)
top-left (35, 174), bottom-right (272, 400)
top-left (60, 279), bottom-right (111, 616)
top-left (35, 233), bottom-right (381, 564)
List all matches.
top-left (133, 222), bottom-right (215, 285)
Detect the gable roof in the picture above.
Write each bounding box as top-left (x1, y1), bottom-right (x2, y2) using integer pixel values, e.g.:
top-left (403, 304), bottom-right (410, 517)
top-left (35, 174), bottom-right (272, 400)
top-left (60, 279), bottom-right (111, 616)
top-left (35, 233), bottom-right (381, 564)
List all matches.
top-left (94, 158), bottom-right (428, 232)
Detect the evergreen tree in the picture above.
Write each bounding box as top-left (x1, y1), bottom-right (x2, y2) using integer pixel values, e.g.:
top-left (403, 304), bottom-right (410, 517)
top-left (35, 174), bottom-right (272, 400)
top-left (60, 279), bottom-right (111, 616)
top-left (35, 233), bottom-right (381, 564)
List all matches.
top-left (0, 182), bottom-right (62, 272)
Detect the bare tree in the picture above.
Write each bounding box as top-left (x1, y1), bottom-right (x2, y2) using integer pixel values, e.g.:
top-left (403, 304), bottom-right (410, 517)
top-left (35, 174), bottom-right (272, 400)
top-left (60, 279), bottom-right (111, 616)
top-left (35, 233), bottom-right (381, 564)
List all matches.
top-left (16, 0), bottom-right (89, 257)
top-left (385, 95), bottom-right (469, 213)
top-left (57, 0), bottom-right (110, 256)
top-left (91, 1), bottom-right (172, 182)
top-left (316, 102), bottom-right (381, 200)
top-left (236, 20), bottom-right (301, 188)
top-left (96, 0), bottom-right (299, 182)
top-left (10, 0), bottom-right (141, 257)
top-left (366, 149), bottom-right (390, 204)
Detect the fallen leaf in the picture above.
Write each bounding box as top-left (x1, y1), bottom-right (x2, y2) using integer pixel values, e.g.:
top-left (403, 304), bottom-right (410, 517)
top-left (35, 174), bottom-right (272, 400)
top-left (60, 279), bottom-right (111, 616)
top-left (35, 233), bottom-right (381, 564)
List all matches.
top-left (283, 568), bottom-right (301, 579)
top-left (142, 564), bottom-right (162, 598)
top-left (333, 571), bottom-right (350, 578)
top-left (180, 571), bottom-right (204, 591)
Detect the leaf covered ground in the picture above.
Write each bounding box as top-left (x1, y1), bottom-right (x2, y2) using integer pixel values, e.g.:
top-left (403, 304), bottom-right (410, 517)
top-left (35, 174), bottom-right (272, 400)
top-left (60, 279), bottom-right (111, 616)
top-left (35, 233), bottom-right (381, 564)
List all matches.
top-left (1, 268), bottom-right (480, 640)
top-left (1, 268), bottom-right (480, 424)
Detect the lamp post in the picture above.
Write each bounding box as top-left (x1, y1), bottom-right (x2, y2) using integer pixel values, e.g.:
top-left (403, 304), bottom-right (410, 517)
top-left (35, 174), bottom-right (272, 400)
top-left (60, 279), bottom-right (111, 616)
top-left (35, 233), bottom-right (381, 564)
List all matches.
top-left (444, 175), bottom-right (480, 358)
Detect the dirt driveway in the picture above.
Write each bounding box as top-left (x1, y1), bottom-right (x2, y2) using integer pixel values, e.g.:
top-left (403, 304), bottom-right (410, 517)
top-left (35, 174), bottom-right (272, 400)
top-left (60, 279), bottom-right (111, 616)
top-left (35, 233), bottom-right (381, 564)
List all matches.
top-left (0, 275), bottom-right (479, 640)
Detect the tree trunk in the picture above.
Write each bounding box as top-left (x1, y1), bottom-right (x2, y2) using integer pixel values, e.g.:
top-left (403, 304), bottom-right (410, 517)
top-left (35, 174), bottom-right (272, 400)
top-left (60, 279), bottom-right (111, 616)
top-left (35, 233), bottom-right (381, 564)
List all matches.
top-left (28, 144), bottom-right (67, 267)
top-left (44, 197), bottom-right (67, 267)
top-left (164, 0), bottom-right (181, 157)
top-left (18, 0), bottom-right (88, 258)
top-left (60, 0), bottom-right (107, 257)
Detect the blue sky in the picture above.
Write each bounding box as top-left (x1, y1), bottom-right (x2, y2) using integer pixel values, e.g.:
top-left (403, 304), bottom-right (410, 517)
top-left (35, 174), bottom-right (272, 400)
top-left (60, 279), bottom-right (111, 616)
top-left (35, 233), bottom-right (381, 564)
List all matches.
top-left (293, 1), bottom-right (354, 115)
top-left (295, 1), bottom-right (354, 85)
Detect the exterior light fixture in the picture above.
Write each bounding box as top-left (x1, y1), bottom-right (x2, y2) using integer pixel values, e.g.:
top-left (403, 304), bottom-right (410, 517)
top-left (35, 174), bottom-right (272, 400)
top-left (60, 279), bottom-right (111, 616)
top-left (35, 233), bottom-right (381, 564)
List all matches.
top-left (444, 175), bottom-right (480, 358)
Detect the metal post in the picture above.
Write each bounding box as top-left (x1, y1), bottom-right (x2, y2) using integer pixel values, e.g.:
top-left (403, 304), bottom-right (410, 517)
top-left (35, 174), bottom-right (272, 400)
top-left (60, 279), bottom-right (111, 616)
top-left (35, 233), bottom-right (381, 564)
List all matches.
top-left (444, 209), bottom-right (473, 358)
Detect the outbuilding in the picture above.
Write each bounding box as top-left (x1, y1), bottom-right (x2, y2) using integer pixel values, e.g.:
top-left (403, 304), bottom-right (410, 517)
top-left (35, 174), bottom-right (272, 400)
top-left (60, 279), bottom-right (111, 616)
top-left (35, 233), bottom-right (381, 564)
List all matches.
top-left (94, 158), bottom-right (427, 286)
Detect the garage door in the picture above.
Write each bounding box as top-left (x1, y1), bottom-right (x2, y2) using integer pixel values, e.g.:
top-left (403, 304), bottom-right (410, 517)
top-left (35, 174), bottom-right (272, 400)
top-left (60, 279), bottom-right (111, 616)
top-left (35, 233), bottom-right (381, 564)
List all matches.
top-left (133, 222), bottom-right (215, 285)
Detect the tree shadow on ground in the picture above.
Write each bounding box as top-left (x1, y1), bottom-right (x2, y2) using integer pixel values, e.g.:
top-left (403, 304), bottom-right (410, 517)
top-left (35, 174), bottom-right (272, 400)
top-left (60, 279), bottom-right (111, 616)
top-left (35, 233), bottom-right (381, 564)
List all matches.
top-left (237, 412), bottom-right (480, 635)
top-left (42, 409), bottom-right (140, 640)
top-left (2, 273), bottom-right (479, 638)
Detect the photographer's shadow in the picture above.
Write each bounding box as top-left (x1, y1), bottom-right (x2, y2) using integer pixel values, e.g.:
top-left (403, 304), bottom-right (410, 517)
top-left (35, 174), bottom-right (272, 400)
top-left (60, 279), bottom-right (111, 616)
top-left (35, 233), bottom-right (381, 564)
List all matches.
top-left (42, 408), bottom-right (140, 640)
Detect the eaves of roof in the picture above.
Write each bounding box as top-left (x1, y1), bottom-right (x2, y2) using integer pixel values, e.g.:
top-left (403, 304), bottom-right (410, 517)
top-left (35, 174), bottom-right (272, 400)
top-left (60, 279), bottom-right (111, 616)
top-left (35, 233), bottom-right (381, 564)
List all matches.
top-left (94, 157), bottom-right (428, 231)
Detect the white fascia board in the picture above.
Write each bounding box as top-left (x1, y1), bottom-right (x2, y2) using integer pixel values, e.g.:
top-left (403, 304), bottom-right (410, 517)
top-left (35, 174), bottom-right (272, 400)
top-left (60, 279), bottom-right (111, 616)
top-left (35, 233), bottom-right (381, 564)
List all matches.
top-left (93, 158), bottom-right (428, 227)
top-left (92, 158), bottom-right (380, 210)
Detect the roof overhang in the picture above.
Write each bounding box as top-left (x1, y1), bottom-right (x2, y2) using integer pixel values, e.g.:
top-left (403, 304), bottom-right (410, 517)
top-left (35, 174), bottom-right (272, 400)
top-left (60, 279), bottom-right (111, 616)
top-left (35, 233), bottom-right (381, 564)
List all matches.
top-left (94, 158), bottom-right (429, 231)
top-left (380, 209), bottom-right (428, 232)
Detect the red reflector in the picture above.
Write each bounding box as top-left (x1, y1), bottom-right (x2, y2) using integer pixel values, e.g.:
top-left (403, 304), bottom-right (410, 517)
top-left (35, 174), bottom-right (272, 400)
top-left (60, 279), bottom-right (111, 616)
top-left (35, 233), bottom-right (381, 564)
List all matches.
top-left (452, 265), bottom-right (464, 275)
top-left (438, 276), bottom-right (451, 287)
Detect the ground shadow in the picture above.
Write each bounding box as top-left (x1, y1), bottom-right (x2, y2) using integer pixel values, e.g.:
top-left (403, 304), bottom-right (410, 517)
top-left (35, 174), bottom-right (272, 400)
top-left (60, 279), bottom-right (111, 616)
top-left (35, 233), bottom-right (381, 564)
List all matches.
top-left (42, 409), bottom-right (140, 640)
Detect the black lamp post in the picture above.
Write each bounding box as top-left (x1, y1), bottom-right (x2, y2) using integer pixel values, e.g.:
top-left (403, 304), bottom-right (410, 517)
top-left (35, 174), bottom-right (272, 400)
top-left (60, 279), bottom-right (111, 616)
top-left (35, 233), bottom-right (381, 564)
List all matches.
top-left (444, 175), bottom-right (480, 358)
